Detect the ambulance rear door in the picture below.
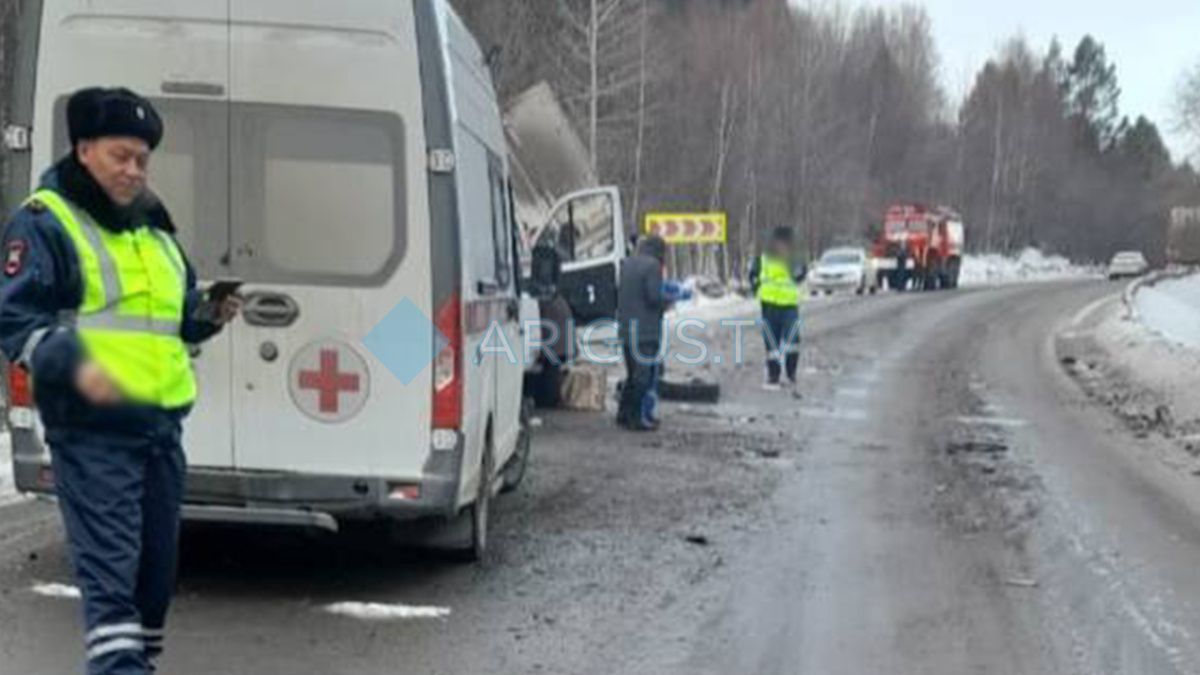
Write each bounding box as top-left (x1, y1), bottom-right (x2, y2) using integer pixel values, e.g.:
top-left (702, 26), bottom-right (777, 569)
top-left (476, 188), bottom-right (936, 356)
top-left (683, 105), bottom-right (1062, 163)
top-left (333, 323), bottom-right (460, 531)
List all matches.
top-left (225, 1), bottom-right (432, 479)
top-left (33, 0), bottom-right (234, 469)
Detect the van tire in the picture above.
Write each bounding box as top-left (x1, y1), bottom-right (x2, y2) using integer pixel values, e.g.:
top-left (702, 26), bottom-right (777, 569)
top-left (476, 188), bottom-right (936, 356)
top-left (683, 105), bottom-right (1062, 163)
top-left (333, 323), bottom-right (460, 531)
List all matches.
top-left (501, 398), bottom-right (534, 493)
top-left (448, 443), bottom-right (493, 563)
top-left (431, 437), bottom-right (495, 563)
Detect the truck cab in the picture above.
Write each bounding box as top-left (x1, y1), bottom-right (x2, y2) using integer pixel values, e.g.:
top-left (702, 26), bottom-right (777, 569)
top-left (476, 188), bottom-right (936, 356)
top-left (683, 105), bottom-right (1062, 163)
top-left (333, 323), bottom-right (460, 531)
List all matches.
top-left (872, 203), bottom-right (964, 291)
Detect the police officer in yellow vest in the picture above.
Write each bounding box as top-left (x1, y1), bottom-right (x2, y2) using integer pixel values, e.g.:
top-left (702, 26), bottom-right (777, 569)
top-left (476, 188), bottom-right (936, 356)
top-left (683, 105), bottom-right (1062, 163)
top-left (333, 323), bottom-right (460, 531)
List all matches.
top-left (0, 88), bottom-right (240, 675)
top-left (748, 227), bottom-right (805, 389)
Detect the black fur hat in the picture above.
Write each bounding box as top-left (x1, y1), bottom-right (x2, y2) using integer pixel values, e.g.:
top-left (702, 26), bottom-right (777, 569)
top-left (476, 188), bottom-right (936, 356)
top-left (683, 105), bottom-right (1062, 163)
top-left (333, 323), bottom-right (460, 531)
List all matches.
top-left (66, 87), bottom-right (163, 150)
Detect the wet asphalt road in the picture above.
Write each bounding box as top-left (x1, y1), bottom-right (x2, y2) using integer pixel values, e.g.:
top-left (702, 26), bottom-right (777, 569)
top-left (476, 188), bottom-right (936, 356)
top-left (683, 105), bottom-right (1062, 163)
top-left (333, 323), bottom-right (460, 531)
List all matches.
top-left (4, 281), bottom-right (1200, 674)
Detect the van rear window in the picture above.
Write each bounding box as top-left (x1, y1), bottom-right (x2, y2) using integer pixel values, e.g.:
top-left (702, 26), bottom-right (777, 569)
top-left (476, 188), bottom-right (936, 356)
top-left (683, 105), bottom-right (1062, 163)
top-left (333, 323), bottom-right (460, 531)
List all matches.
top-left (53, 97), bottom-right (406, 287)
top-left (233, 105), bottom-right (406, 286)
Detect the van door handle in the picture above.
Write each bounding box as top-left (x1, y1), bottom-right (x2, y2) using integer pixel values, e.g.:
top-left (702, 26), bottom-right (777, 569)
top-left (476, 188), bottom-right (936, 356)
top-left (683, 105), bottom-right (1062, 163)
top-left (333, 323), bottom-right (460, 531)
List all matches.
top-left (243, 292), bottom-right (300, 328)
top-left (477, 279), bottom-right (500, 296)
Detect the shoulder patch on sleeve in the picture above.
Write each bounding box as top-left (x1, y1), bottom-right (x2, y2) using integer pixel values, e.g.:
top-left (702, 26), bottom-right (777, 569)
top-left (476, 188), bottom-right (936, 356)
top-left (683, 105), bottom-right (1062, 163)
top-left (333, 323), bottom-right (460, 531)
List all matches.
top-left (5, 240), bottom-right (27, 277)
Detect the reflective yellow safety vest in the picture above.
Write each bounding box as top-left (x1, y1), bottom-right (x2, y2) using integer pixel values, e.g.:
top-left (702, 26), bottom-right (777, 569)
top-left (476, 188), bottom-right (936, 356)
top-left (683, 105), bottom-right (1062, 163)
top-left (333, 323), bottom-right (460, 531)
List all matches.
top-left (757, 254), bottom-right (801, 307)
top-left (27, 189), bottom-right (197, 408)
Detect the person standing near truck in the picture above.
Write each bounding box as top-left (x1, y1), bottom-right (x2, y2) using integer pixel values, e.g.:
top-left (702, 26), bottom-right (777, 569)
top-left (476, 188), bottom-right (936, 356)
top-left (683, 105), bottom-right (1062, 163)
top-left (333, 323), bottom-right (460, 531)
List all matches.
top-left (0, 88), bottom-right (240, 675)
top-left (749, 227), bottom-right (804, 390)
top-left (617, 235), bottom-right (668, 431)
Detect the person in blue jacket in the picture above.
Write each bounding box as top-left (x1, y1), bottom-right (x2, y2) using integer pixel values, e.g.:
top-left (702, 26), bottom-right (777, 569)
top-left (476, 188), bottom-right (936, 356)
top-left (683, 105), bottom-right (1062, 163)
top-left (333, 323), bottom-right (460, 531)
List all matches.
top-left (0, 88), bottom-right (240, 675)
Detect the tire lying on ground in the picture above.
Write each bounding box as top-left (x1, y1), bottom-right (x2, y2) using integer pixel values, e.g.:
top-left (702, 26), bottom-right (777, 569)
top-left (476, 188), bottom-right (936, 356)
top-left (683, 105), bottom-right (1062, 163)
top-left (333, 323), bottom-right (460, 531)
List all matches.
top-left (659, 377), bottom-right (721, 404)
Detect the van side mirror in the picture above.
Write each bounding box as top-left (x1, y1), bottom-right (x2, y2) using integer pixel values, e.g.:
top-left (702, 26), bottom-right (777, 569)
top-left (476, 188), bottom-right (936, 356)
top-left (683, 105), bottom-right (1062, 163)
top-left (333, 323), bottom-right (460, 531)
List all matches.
top-left (530, 244), bottom-right (561, 299)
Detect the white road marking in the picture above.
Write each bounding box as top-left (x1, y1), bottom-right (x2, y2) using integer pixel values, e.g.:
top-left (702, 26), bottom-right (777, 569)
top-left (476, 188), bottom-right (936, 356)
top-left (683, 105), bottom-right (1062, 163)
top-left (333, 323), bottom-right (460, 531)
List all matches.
top-left (956, 416), bottom-right (1028, 429)
top-left (324, 602), bottom-right (451, 622)
top-left (31, 582), bottom-right (81, 599)
top-left (836, 388), bottom-right (870, 399)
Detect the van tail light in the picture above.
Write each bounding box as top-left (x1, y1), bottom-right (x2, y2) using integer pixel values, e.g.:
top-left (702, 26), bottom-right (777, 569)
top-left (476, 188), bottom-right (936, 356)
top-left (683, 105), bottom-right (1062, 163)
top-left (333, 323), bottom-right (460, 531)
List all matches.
top-left (7, 365), bottom-right (36, 429)
top-left (8, 365), bottom-right (32, 408)
top-left (432, 292), bottom-right (462, 430)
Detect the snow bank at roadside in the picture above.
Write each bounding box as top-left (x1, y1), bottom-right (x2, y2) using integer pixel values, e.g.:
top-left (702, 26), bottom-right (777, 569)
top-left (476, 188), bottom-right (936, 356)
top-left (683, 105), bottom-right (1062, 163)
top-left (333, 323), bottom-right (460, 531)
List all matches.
top-left (665, 276), bottom-right (756, 324)
top-left (1067, 292), bottom-right (1200, 448)
top-left (1133, 273), bottom-right (1200, 349)
top-left (960, 247), bottom-right (1095, 287)
top-left (667, 293), bottom-right (756, 324)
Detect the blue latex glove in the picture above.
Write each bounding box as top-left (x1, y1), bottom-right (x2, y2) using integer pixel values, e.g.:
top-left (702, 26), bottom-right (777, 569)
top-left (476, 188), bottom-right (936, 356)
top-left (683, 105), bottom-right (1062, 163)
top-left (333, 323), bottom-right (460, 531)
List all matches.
top-left (663, 280), bottom-right (693, 302)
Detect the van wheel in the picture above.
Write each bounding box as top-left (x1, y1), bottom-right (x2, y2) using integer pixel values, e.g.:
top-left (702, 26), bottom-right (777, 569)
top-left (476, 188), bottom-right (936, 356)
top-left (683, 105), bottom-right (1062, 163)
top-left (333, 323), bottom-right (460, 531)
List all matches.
top-left (502, 398), bottom-right (534, 493)
top-left (452, 443), bottom-right (494, 563)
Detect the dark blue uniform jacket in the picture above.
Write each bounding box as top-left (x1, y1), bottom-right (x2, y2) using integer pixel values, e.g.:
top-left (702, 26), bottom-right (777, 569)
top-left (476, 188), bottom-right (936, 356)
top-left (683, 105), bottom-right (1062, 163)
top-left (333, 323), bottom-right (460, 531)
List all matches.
top-left (0, 155), bottom-right (222, 443)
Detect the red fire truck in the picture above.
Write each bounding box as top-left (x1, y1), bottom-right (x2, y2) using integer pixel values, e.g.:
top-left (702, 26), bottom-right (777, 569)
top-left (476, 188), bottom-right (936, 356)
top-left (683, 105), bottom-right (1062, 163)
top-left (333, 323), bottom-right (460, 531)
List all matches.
top-left (872, 203), bottom-right (965, 291)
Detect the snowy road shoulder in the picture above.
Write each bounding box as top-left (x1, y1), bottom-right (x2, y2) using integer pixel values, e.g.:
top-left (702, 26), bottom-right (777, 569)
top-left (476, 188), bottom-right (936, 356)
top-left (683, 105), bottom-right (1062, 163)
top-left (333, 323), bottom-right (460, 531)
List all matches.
top-left (1057, 287), bottom-right (1200, 471)
top-left (960, 247), bottom-right (1097, 287)
top-left (1133, 271), bottom-right (1200, 349)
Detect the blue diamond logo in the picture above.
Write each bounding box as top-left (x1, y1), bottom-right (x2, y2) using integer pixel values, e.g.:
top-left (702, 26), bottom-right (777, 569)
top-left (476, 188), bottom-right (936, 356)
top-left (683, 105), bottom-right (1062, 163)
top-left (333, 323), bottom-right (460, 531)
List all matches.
top-left (362, 298), bottom-right (448, 385)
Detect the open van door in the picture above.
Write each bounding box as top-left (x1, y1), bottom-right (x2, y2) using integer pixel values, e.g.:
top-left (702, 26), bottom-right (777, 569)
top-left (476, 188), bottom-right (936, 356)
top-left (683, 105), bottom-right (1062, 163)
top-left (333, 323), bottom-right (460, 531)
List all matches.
top-left (532, 187), bottom-right (626, 323)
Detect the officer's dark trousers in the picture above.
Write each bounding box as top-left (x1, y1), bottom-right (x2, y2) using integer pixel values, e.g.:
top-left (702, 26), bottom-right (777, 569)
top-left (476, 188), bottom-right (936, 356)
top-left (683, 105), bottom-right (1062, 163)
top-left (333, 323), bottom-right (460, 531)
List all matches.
top-left (761, 303), bottom-right (801, 384)
top-left (50, 430), bottom-right (185, 675)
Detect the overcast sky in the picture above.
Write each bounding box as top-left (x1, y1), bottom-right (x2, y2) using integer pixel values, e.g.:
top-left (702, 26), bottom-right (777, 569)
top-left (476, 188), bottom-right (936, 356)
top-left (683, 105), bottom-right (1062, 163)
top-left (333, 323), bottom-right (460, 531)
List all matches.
top-left (860, 0), bottom-right (1200, 159)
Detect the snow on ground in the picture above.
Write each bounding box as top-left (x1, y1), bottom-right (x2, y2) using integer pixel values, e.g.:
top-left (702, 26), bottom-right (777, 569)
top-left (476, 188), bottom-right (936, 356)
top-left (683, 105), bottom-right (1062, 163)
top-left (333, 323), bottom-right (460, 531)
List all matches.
top-left (1134, 273), bottom-right (1200, 349)
top-left (666, 292), bottom-right (756, 325)
top-left (960, 247), bottom-right (1095, 287)
top-left (30, 582), bottom-right (81, 600)
top-left (1075, 290), bottom-right (1200, 445)
top-left (323, 602), bottom-right (451, 621)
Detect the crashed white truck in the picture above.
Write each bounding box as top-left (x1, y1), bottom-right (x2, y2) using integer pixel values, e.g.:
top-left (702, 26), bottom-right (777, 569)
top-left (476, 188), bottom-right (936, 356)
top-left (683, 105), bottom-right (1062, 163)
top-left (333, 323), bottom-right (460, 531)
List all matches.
top-left (505, 82), bottom-right (627, 407)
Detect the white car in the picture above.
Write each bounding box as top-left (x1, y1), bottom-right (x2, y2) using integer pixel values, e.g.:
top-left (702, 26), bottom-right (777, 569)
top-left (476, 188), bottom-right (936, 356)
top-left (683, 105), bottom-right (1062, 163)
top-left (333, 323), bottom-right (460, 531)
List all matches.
top-left (809, 247), bottom-right (876, 295)
top-left (1107, 251), bottom-right (1149, 280)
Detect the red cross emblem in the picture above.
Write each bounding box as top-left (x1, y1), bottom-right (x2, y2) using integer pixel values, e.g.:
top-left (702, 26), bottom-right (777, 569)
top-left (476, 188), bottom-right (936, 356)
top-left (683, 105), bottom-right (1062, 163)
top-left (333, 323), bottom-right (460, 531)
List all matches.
top-left (298, 349), bottom-right (361, 414)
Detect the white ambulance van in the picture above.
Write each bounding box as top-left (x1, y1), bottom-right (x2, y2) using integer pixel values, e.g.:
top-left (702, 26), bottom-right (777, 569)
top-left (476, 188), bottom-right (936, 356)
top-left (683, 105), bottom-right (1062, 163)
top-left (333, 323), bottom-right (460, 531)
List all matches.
top-left (3, 0), bottom-right (623, 560)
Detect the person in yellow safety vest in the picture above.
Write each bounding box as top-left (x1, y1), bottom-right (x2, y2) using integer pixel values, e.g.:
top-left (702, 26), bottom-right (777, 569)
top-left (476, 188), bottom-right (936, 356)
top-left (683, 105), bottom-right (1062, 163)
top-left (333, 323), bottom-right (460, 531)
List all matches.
top-left (748, 227), bottom-right (806, 390)
top-left (0, 88), bottom-right (241, 675)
